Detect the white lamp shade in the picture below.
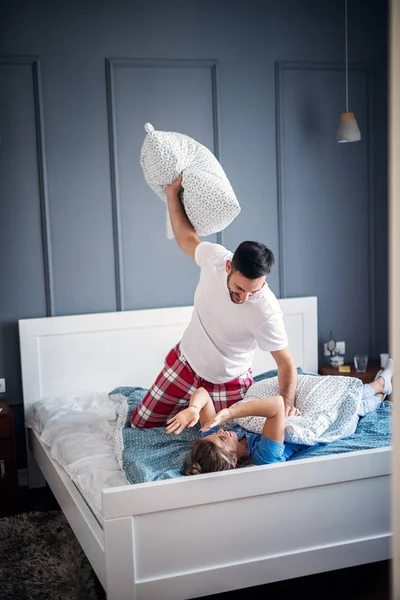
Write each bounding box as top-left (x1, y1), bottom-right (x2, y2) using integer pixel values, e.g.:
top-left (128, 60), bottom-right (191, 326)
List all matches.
top-left (336, 112), bottom-right (362, 143)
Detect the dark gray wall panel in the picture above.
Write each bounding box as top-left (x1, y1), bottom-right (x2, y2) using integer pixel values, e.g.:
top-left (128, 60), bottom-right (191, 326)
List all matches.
top-left (277, 64), bottom-right (373, 359)
top-left (108, 60), bottom-right (218, 310)
top-left (0, 61), bottom-right (48, 397)
top-left (42, 55), bottom-right (117, 316)
top-left (219, 63), bottom-right (281, 294)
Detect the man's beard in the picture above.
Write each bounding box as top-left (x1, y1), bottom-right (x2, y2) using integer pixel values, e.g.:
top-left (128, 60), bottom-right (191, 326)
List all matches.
top-left (227, 274), bottom-right (243, 304)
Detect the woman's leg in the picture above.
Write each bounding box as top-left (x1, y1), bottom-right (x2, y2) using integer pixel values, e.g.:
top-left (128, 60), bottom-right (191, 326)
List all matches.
top-left (366, 378), bottom-right (385, 399)
top-left (359, 383), bottom-right (382, 416)
top-left (359, 359), bottom-right (393, 416)
top-left (374, 358), bottom-right (393, 397)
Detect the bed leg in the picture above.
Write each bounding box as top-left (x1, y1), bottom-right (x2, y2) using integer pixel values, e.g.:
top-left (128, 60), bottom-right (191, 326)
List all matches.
top-left (26, 429), bottom-right (46, 488)
top-left (104, 516), bottom-right (136, 600)
top-left (27, 448), bottom-right (46, 488)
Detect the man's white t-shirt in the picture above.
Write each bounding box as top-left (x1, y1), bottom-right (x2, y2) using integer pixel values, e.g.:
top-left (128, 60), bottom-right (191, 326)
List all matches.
top-left (180, 242), bottom-right (288, 384)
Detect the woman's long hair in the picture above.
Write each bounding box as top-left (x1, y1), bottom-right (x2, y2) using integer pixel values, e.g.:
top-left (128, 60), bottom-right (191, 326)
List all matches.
top-left (185, 438), bottom-right (237, 476)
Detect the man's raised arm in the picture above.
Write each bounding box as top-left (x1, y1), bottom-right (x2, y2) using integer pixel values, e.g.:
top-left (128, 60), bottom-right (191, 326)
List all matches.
top-left (166, 175), bottom-right (200, 260)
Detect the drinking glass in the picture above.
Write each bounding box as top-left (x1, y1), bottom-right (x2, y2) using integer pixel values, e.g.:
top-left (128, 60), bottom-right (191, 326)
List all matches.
top-left (354, 354), bottom-right (368, 373)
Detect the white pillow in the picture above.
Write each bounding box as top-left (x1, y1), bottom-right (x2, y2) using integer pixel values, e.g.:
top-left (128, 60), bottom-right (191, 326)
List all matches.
top-left (140, 123), bottom-right (241, 239)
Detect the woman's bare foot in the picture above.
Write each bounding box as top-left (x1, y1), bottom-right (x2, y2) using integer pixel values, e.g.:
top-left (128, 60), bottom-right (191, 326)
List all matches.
top-left (369, 376), bottom-right (385, 398)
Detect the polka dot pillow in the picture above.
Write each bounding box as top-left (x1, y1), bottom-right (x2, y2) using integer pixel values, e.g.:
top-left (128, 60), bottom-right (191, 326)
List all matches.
top-left (140, 123), bottom-right (241, 239)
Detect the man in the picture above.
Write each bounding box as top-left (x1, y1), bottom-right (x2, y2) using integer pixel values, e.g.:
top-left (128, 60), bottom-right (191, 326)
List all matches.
top-left (131, 175), bottom-right (298, 428)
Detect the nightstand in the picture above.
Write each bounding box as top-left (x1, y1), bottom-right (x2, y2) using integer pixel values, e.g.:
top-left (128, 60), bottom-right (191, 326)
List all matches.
top-left (0, 397), bottom-right (18, 507)
top-left (319, 360), bottom-right (381, 384)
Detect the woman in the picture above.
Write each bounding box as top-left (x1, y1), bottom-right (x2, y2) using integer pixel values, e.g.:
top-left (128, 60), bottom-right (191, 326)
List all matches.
top-left (166, 359), bottom-right (393, 475)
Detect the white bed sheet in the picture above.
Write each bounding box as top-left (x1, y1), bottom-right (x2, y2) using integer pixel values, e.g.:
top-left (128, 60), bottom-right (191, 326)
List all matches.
top-left (27, 391), bottom-right (128, 524)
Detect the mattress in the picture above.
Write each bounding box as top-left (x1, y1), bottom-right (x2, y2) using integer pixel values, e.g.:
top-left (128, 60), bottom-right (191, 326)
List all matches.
top-left (27, 391), bottom-right (128, 524)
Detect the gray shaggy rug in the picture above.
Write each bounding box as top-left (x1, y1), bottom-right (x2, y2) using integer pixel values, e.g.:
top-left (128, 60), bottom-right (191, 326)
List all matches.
top-left (0, 510), bottom-right (104, 600)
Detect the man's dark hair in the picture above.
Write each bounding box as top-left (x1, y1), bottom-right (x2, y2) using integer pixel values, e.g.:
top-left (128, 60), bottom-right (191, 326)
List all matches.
top-left (231, 241), bottom-right (275, 279)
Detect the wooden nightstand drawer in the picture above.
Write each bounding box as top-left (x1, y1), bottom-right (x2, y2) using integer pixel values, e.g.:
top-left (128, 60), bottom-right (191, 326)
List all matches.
top-left (0, 440), bottom-right (17, 489)
top-left (0, 418), bottom-right (11, 439)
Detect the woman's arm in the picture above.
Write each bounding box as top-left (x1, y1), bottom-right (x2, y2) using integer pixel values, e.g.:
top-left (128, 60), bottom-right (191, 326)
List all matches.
top-left (166, 388), bottom-right (216, 434)
top-left (227, 396), bottom-right (284, 420)
top-left (189, 388), bottom-right (217, 425)
top-left (202, 395), bottom-right (285, 444)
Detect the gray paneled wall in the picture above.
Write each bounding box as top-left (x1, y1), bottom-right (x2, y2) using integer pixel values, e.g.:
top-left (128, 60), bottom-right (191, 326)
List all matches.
top-left (0, 59), bottom-right (50, 404)
top-left (276, 63), bottom-right (374, 356)
top-left (107, 59), bottom-right (219, 310)
top-left (0, 0), bottom-right (388, 469)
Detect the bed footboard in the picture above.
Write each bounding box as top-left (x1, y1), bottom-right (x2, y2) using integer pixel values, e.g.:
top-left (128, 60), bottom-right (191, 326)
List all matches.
top-left (102, 448), bottom-right (391, 600)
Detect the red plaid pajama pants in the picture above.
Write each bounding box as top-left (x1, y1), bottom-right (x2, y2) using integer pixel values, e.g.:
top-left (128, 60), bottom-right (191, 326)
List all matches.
top-left (131, 344), bottom-right (253, 428)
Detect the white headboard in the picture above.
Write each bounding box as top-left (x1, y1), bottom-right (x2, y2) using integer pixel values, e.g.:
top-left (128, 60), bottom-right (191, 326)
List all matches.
top-left (19, 296), bottom-right (318, 418)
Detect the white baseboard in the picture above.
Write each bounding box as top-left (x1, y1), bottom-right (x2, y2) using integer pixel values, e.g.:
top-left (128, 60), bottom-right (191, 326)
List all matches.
top-left (18, 468), bottom-right (28, 487)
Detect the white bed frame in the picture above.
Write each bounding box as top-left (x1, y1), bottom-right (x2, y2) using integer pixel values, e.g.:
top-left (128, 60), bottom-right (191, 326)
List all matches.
top-left (19, 297), bottom-right (391, 600)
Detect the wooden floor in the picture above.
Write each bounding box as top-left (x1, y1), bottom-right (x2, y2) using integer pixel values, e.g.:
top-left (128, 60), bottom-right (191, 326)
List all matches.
top-left (0, 486), bottom-right (390, 600)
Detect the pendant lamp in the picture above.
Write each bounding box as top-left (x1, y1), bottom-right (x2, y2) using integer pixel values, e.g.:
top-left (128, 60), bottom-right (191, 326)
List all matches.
top-left (337, 0), bottom-right (361, 143)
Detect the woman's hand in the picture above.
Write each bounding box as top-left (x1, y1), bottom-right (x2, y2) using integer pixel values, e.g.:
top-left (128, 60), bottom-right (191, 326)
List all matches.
top-left (201, 408), bottom-right (231, 433)
top-left (166, 406), bottom-right (199, 435)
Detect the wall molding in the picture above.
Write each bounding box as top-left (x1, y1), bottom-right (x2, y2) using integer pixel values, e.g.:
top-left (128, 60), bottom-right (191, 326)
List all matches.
top-left (367, 69), bottom-right (376, 357)
top-left (105, 58), bottom-right (221, 309)
top-left (105, 59), bottom-right (124, 311)
top-left (275, 61), bottom-right (376, 356)
top-left (0, 56), bottom-right (55, 317)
